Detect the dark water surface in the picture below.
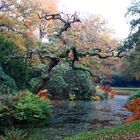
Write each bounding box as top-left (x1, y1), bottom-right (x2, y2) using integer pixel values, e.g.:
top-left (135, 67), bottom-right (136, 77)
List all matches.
top-left (24, 95), bottom-right (131, 140)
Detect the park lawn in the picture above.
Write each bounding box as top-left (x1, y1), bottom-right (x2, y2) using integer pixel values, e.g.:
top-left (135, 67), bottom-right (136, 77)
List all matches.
top-left (112, 87), bottom-right (140, 95)
top-left (112, 87), bottom-right (140, 91)
top-left (64, 121), bottom-right (140, 140)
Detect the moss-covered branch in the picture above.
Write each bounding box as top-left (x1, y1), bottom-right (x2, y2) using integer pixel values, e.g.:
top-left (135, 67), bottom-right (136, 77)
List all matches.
top-left (10, 12), bottom-right (127, 90)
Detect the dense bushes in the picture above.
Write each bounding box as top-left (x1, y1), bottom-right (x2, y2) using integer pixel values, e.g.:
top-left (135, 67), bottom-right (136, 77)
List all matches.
top-left (29, 64), bottom-right (46, 93)
top-left (45, 65), bottom-right (95, 100)
top-left (3, 59), bottom-right (29, 89)
top-left (0, 66), bottom-right (17, 95)
top-left (29, 64), bottom-right (96, 100)
top-left (0, 35), bottom-right (30, 89)
top-left (0, 91), bottom-right (52, 125)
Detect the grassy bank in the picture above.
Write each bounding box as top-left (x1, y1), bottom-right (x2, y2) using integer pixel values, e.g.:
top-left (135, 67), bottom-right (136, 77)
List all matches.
top-left (112, 87), bottom-right (140, 91)
top-left (64, 121), bottom-right (140, 140)
top-left (112, 87), bottom-right (140, 95)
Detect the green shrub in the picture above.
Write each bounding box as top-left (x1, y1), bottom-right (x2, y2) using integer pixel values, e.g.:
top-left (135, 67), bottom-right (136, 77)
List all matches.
top-left (0, 65), bottom-right (17, 96)
top-left (13, 92), bottom-right (52, 123)
top-left (29, 64), bottom-right (48, 92)
top-left (29, 64), bottom-right (96, 100)
top-left (3, 59), bottom-right (29, 89)
top-left (0, 35), bottom-right (30, 89)
top-left (46, 64), bottom-right (95, 100)
top-left (128, 89), bottom-right (140, 102)
top-left (29, 64), bottom-right (46, 78)
top-left (28, 78), bottom-right (42, 93)
top-left (46, 74), bottom-right (69, 99)
top-left (64, 69), bottom-right (95, 100)
top-left (95, 89), bottom-right (107, 99)
top-left (0, 91), bottom-right (52, 125)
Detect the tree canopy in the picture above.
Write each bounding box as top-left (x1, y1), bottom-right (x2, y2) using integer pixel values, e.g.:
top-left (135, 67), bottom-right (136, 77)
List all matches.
top-left (0, 0), bottom-right (129, 93)
top-left (121, 0), bottom-right (140, 80)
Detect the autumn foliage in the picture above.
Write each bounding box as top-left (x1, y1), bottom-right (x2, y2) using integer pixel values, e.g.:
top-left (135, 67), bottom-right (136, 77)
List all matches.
top-left (124, 98), bottom-right (140, 123)
top-left (91, 85), bottom-right (116, 101)
top-left (96, 85), bottom-right (116, 97)
top-left (37, 89), bottom-right (51, 103)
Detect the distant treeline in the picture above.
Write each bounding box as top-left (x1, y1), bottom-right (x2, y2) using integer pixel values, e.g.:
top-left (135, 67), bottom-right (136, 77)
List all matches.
top-left (103, 75), bottom-right (140, 87)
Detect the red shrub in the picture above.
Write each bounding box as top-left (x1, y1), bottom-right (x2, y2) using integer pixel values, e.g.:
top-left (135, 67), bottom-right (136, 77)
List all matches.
top-left (96, 85), bottom-right (116, 97)
top-left (37, 89), bottom-right (51, 103)
top-left (124, 98), bottom-right (140, 123)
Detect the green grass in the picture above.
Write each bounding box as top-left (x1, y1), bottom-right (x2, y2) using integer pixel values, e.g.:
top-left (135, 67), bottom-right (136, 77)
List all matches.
top-left (64, 121), bottom-right (140, 140)
top-left (128, 89), bottom-right (140, 102)
top-left (112, 87), bottom-right (140, 91)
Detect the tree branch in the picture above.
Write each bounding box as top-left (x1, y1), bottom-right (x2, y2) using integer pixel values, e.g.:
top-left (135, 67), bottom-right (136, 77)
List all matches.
top-left (8, 11), bottom-right (127, 90)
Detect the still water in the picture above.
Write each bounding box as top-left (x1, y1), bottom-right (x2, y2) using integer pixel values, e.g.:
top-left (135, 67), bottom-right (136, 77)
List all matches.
top-left (25, 95), bottom-right (131, 140)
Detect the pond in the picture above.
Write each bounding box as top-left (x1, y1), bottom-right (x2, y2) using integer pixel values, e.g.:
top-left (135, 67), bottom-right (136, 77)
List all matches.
top-left (24, 95), bottom-right (131, 140)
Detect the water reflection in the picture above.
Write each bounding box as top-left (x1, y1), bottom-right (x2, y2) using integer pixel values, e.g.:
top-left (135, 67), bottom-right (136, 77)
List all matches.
top-left (1, 95), bottom-right (132, 140)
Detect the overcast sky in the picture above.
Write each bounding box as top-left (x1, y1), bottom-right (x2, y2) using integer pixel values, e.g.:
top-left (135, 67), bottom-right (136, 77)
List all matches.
top-left (58, 0), bottom-right (131, 39)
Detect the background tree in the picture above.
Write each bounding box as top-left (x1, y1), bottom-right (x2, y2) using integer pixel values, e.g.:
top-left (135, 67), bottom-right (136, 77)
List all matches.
top-left (120, 0), bottom-right (140, 80)
top-left (23, 12), bottom-right (126, 98)
top-left (0, 0), bottom-right (37, 50)
top-left (64, 15), bottom-right (123, 81)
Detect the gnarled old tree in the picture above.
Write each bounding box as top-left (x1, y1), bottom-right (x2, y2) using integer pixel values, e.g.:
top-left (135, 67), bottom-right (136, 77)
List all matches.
top-left (0, 1), bottom-right (128, 92)
top-left (14, 12), bottom-right (127, 90)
